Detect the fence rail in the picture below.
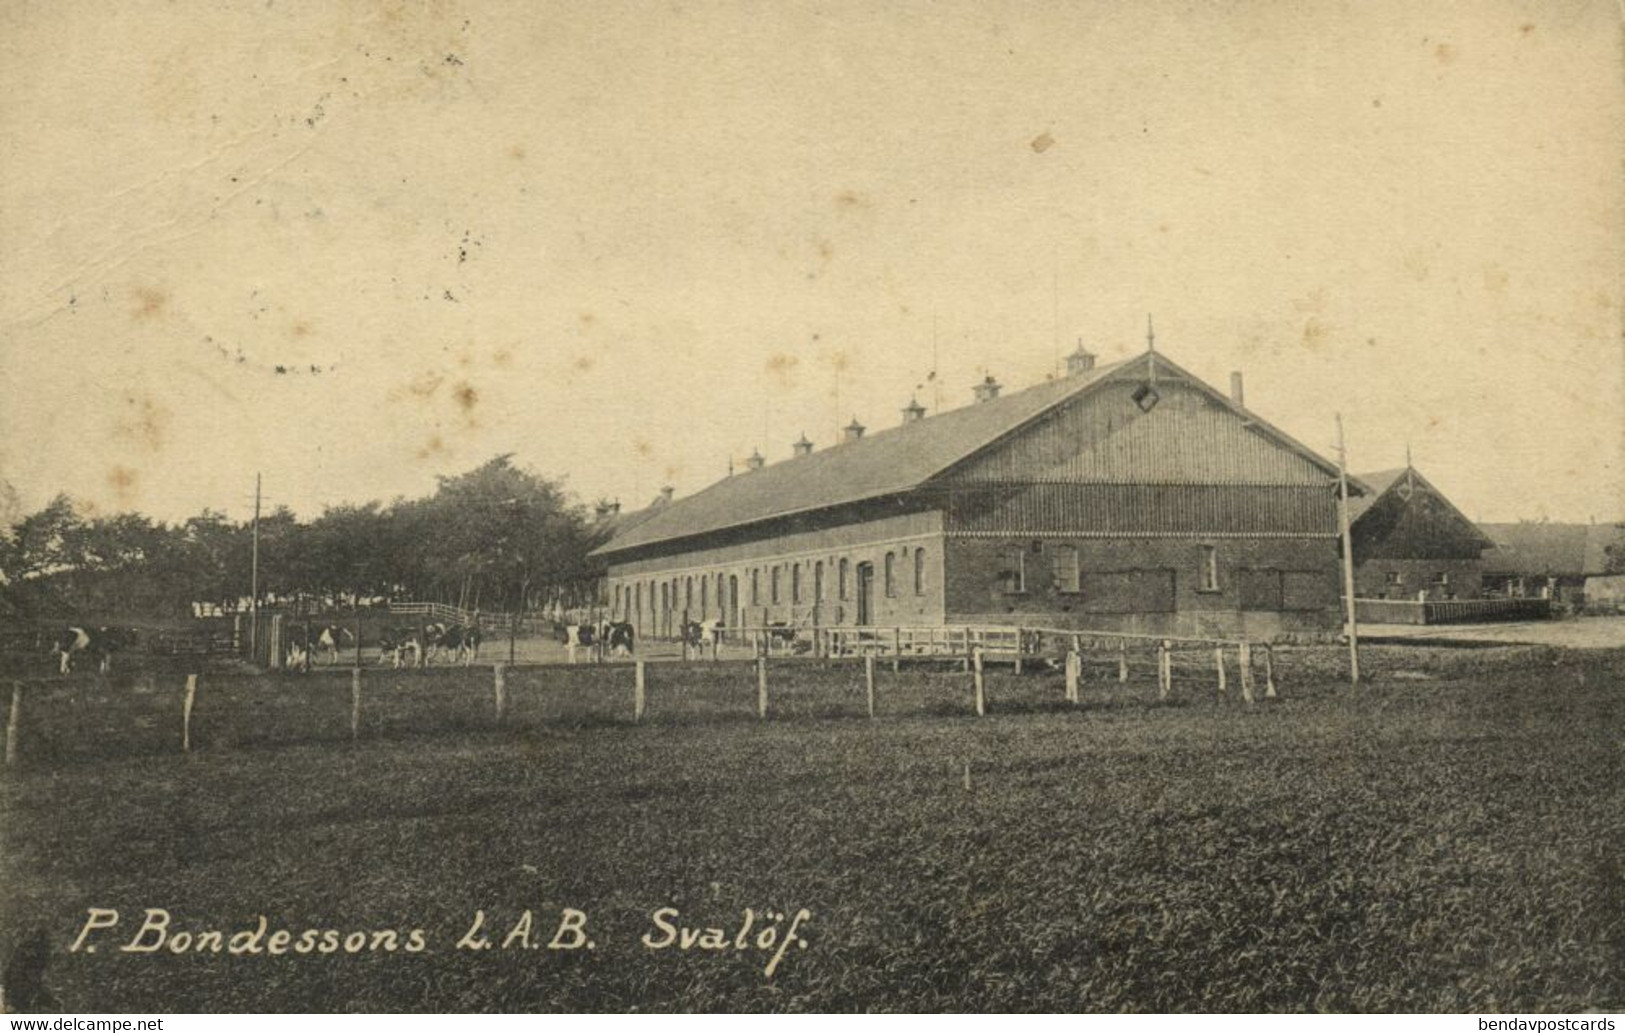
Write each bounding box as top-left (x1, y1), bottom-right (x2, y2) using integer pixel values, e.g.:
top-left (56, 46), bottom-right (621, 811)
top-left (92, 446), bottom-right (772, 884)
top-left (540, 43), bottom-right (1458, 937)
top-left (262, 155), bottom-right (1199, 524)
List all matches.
top-left (1354, 597), bottom-right (1553, 626)
top-left (3, 640), bottom-right (1282, 769)
top-left (387, 601), bottom-right (517, 631)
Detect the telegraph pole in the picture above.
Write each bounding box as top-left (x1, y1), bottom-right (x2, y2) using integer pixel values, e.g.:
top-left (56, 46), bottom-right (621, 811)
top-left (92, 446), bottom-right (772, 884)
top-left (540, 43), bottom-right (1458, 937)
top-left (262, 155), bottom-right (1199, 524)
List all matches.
top-left (1334, 415), bottom-right (1361, 686)
top-left (250, 472), bottom-right (261, 658)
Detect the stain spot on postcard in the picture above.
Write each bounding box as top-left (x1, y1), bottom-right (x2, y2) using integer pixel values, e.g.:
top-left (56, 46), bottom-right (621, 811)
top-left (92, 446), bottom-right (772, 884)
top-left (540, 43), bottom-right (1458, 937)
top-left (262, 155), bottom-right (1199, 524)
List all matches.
top-left (131, 287), bottom-right (168, 320)
top-left (107, 465), bottom-right (139, 505)
top-left (416, 433), bottom-right (446, 460)
top-left (766, 353), bottom-right (800, 385)
top-left (1301, 317), bottom-right (1330, 350)
top-left (1030, 132), bottom-right (1055, 153)
top-left (116, 393), bottom-right (170, 453)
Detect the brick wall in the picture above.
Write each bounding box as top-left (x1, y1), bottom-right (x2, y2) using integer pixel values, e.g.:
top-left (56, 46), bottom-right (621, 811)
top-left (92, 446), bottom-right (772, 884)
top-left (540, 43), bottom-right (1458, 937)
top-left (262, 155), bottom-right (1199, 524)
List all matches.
top-left (942, 535), bottom-right (1341, 637)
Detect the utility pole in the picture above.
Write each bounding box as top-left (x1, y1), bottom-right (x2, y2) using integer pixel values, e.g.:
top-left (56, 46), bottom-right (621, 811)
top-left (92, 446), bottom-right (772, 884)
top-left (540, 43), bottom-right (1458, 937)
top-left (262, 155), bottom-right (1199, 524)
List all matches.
top-left (250, 472), bottom-right (261, 659)
top-left (1334, 414), bottom-right (1361, 686)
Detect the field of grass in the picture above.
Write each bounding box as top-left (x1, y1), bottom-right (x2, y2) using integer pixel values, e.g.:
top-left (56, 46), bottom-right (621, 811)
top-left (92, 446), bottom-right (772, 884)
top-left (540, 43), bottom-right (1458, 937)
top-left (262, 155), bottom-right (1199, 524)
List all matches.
top-left (1, 646), bottom-right (1620, 1012)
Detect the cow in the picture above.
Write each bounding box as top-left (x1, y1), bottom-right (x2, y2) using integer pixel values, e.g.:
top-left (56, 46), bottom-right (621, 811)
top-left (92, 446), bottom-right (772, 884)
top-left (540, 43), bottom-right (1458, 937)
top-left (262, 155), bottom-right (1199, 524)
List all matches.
top-left (312, 624), bottom-right (355, 665)
top-left (377, 627), bottom-right (422, 669)
top-left (421, 623), bottom-right (483, 665)
top-left (764, 621), bottom-right (813, 655)
top-left (604, 621), bottom-right (635, 658)
top-left (680, 618), bottom-right (723, 660)
top-left (50, 626), bottom-right (130, 675)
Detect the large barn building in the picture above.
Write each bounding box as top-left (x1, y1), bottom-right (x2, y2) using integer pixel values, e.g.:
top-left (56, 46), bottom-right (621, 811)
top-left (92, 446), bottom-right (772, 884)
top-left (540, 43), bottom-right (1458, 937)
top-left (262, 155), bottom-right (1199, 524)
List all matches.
top-left (591, 347), bottom-right (1357, 639)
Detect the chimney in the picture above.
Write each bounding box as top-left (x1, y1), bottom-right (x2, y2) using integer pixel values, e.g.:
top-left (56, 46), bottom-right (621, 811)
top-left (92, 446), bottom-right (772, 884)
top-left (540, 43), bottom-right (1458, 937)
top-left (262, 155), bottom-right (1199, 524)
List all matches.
top-left (1229, 371), bottom-right (1245, 407)
top-left (842, 417), bottom-right (866, 443)
top-left (901, 396), bottom-right (926, 424)
top-left (658, 485), bottom-right (675, 503)
top-left (593, 500), bottom-right (612, 521)
top-left (744, 449), bottom-right (766, 471)
top-left (792, 433), bottom-right (814, 457)
top-left (1066, 340), bottom-right (1096, 376)
top-left (972, 375), bottom-right (1001, 403)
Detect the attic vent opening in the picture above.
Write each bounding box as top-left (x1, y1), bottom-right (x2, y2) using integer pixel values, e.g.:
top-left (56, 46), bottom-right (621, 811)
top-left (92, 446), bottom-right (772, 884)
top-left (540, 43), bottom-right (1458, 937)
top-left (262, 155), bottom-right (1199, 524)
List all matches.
top-left (1132, 383), bottom-right (1160, 412)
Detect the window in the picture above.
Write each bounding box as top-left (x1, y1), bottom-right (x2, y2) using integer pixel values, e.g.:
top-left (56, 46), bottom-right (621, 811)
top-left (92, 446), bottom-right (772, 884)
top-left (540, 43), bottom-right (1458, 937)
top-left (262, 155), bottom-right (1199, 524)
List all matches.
top-left (684, 577), bottom-right (693, 612)
top-left (1054, 545), bottom-right (1080, 594)
top-left (792, 563), bottom-right (802, 603)
top-left (997, 547), bottom-right (1025, 594)
top-left (701, 576), bottom-right (709, 616)
top-left (635, 582), bottom-right (642, 617)
top-left (1430, 571), bottom-right (1450, 586)
top-left (1199, 545), bottom-right (1219, 592)
top-left (884, 552), bottom-right (896, 597)
top-left (1385, 571), bottom-right (1405, 587)
top-left (913, 548), bottom-right (925, 595)
top-left (839, 558), bottom-right (849, 600)
top-left (771, 566), bottom-right (781, 604)
top-left (750, 569), bottom-right (759, 606)
top-left (814, 560), bottom-right (824, 602)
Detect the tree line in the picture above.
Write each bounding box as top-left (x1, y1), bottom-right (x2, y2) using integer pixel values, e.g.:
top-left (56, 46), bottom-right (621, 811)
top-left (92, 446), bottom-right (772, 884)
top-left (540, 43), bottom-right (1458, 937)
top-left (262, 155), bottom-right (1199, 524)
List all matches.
top-left (0, 456), bottom-right (613, 622)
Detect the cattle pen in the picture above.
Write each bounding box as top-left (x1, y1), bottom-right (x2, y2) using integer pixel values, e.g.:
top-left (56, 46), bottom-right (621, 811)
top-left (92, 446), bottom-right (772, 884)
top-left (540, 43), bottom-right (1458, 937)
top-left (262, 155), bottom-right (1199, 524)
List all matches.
top-left (0, 620), bottom-right (1306, 769)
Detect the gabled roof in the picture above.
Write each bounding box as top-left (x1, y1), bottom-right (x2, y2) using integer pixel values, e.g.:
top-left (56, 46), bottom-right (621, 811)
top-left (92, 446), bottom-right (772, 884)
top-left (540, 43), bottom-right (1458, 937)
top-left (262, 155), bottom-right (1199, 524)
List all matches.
top-left (1348, 467), bottom-right (1493, 546)
top-left (1347, 469), bottom-right (1407, 523)
top-left (1480, 521), bottom-right (1625, 577)
top-left (594, 350), bottom-right (1350, 557)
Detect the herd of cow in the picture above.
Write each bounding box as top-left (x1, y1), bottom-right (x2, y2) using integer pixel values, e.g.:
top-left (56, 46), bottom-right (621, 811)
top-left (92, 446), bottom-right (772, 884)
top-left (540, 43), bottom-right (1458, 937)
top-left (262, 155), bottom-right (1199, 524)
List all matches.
top-left (292, 622), bottom-right (485, 671)
top-left (41, 615), bottom-right (810, 676)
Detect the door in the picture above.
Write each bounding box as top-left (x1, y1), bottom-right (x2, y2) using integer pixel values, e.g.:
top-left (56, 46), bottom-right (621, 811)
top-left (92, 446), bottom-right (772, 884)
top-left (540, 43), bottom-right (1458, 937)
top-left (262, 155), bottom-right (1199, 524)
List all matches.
top-left (856, 562), bottom-right (875, 625)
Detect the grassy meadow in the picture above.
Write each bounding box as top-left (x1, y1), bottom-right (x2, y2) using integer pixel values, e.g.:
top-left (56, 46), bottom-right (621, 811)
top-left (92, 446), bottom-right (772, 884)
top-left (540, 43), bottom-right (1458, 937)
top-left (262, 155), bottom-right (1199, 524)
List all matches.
top-left (1, 645), bottom-right (1620, 1012)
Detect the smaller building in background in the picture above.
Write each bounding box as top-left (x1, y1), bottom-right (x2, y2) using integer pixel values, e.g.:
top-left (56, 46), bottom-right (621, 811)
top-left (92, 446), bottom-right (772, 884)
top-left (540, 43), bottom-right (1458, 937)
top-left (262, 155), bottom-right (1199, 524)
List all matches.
top-left (1348, 466), bottom-right (1493, 600)
top-left (1478, 521), bottom-right (1625, 607)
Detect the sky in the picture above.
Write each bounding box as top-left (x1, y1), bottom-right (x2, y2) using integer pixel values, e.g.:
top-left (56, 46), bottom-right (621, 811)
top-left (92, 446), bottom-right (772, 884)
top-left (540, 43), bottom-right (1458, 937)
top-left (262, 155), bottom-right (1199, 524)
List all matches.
top-left (1, 0), bottom-right (1620, 526)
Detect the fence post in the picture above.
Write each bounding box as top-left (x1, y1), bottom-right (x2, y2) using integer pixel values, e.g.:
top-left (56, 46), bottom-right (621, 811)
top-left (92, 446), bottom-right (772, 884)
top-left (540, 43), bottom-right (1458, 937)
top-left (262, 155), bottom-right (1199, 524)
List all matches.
top-left (973, 648), bottom-right (986, 717)
top-left (634, 660), bottom-right (646, 722)
top-left (1158, 640), bottom-right (1172, 699)
top-left (892, 628), bottom-right (902, 673)
top-left (1118, 640), bottom-right (1129, 683)
top-left (1065, 649), bottom-right (1079, 704)
top-left (5, 682), bottom-right (20, 766)
top-left (1264, 646), bottom-right (1278, 699)
top-left (494, 662), bottom-right (507, 723)
top-left (756, 657), bottom-right (768, 719)
top-left (1214, 647), bottom-right (1227, 695)
top-left (354, 613), bottom-right (363, 668)
top-left (1238, 642), bottom-right (1256, 704)
top-left (183, 674), bottom-right (198, 753)
top-left (350, 667), bottom-right (362, 740)
top-left (865, 654), bottom-right (876, 719)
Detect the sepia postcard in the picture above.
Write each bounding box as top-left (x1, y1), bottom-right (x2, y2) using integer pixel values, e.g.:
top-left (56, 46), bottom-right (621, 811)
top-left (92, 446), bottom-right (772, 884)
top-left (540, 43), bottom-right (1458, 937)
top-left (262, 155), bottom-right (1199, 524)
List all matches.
top-left (0, 0), bottom-right (1620, 1017)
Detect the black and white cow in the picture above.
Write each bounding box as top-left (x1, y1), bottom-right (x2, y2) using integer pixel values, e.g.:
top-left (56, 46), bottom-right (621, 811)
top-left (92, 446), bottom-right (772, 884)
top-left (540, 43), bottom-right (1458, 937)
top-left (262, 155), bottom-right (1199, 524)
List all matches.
top-left (51, 626), bottom-right (131, 675)
top-left (422, 622), bottom-right (483, 665)
top-left (604, 621), bottom-right (635, 658)
top-left (680, 618), bottom-right (722, 659)
top-left (377, 626), bottom-right (422, 669)
top-left (764, 621), bottom-right (812, 655)
top-left (313, 624), bottom-right (355, 665)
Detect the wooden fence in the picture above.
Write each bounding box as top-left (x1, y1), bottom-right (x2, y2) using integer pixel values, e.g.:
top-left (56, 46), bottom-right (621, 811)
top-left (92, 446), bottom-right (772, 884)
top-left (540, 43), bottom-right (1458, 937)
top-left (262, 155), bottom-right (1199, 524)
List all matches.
top-left (2, 641), bottom-right (1281, 768)
top-left (1354, 597), bottom-right (1553, 626)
